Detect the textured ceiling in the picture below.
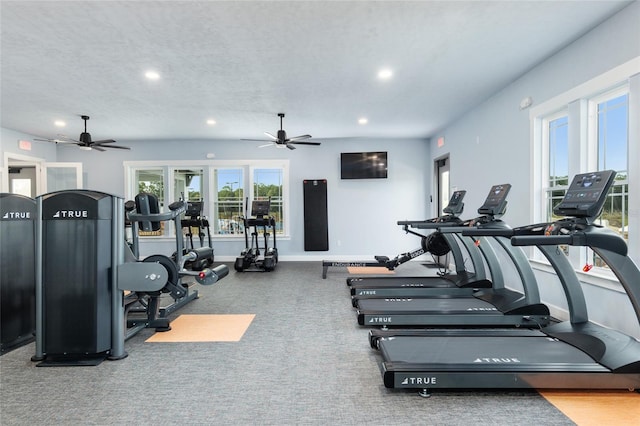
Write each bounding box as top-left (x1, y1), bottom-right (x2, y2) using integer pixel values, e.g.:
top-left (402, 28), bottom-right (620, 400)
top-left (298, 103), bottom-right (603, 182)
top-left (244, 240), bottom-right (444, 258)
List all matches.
top-left (0, 1), bottom-right (633, 143)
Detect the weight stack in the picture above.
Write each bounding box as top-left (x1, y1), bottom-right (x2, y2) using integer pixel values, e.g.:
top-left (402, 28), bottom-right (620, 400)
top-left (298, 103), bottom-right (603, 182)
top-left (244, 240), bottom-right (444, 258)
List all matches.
top-left (303, 179), bottom-right (328, 251)
top-left (0, 193), bottom-right (36, 353)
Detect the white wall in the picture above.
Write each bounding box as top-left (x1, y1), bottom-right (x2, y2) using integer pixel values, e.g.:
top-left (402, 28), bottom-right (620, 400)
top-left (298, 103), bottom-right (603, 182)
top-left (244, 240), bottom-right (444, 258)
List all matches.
top-left (1, 128), bottom-right (58, 167)
top-left (1, 128), bottom-right (58, 193)
top-left (50, 136), bottom-right (431, 260)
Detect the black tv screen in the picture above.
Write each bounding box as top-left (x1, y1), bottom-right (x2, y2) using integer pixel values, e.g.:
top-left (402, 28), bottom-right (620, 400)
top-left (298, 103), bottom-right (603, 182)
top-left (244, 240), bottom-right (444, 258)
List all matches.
top-left (340, 152), bottom-right (388, 179)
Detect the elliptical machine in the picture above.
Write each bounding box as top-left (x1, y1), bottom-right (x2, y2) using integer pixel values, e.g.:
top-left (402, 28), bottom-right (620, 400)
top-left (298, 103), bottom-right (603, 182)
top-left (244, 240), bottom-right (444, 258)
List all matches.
top-left (179, 201), bottom-right (214, 271)
top-left (234, 198), bottom-right (278, 272)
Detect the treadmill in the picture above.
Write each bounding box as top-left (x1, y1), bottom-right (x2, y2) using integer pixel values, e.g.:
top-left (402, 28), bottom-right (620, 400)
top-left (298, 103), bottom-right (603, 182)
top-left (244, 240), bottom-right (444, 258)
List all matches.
top-left (355, 184), bottom-right (550, 327)
top-left (349, 190), bottom-right (495, 300)
top-left (371, 170), bottom-right (640, 394)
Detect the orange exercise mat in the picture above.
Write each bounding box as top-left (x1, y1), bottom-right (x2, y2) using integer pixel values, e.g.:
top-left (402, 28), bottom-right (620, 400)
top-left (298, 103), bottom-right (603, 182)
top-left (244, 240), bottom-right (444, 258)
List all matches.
top-left (145, 314), bottom-right (255, 343)
top-left (540, 390), bottom-right (640, 425)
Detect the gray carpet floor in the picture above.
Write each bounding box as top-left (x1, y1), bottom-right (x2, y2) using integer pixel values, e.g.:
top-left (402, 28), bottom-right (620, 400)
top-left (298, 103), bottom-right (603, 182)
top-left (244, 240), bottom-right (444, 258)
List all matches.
top-left (0, 261), bottom-right (574, 425)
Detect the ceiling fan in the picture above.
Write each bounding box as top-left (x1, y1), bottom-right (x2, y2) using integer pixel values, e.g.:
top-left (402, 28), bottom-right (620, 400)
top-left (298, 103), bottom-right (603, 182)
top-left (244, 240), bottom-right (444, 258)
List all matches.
top-left (242, 113), bottom-right (321, 150)
top-left (35, 115), bottom-right (130, 151)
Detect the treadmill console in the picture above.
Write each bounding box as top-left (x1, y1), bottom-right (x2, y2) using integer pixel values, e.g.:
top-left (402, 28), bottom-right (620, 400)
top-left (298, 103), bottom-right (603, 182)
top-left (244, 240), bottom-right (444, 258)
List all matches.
top-left (477, 184), bottom-right (511, 217)
top-left (511, 170), bottom-right (626, 256)
top-left (554, 170), bottom-right (616, 219)
top-left (442, 190), bottom-right (466, 217)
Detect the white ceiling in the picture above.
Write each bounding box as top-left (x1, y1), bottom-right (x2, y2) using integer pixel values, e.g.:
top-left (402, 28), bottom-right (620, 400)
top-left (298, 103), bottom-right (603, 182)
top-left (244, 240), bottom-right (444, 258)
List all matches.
top-left (0, 1), bottom-right (633, 144)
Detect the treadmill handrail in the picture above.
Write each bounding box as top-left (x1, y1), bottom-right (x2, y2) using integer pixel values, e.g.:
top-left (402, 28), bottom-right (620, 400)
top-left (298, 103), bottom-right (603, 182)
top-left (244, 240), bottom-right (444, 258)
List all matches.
top-left (512, 224), bottom-right (640, 329)
top-left (413, 220), bottom-right (482, 230)
top-left (511, 235), bottom-right (575, 246)
top-left (398, 217), bottom-right (462, 227)
top-left (438, 222), bottom-right (501, 234)
top-left (461, 228), bottom-right (514, 237)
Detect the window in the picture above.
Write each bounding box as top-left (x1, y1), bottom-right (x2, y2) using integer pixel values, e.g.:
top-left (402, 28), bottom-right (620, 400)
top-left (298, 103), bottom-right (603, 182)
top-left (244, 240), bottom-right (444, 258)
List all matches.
top-left (594, 92), bottom-right (628, 241)
top-left (174, 168), bottom-right (203, 202)
top-left (544, 113), bottom-right (569, 222)
top-left (136, 169), bottom-right (164, 207)
top-left (532, 63), bottom-right (637, 278)
top-left (253, 168), bottom-right (284, 233)
top-left (125, 160), bottom-right (289, 239)
top-left (590, 91), bottom-right (629, 268)
top-left (11, 178), bottom-right (32, 197)
top-left (214, 168), bottom-right (244, 234)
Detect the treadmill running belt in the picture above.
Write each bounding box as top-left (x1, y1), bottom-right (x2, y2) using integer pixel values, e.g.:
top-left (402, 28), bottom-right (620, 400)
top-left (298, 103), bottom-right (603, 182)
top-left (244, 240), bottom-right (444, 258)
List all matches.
top-left (357, 297), bottom-right (499, 314)
top-left (379, 335), bottom-right (601, 367)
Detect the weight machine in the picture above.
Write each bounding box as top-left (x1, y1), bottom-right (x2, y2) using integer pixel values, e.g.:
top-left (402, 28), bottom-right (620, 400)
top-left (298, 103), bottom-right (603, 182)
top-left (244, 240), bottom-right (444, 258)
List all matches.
top-left (31, 190), bottom-right (228, 365)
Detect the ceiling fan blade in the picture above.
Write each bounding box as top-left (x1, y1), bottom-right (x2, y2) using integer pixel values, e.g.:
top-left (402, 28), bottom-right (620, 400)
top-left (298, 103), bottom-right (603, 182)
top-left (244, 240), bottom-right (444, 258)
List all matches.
top-left (100, 144), bottom-right (130, 150)
top-left (264, 132), bottom-right (278, 141)
top-left (34, 137), bottom-right (75, 144)
top-left (258, 143), bottom-right (275, 148)
top-left (242, 138), bottom-right (271, 142)
top-left (288, 134), bottom-right (312, 141)
top-left (92, 139), bottom-right (117, 144)
top-left (90, 146), bottom-right (106, 152)
top-left (286, 144), bottom-right (296, 150)
top-left (289, 141), bottom-right (321, 146)
top-left (55, 135), bottom-right (81, 143)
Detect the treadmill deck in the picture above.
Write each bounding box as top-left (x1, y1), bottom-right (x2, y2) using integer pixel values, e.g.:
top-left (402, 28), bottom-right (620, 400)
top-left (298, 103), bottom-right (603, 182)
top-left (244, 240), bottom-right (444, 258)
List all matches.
top-left (377, 334), bottom-right (640, 390)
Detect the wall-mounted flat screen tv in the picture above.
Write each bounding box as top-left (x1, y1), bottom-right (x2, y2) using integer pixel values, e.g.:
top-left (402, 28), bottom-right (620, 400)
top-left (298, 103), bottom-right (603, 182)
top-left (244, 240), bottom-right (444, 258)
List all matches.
top-left (340, 152), bottom-right (388, 179)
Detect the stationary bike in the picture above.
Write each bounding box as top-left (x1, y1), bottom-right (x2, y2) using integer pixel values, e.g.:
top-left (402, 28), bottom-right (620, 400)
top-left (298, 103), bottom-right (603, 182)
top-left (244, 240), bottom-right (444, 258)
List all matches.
top-left (234, 198), bottom-right (278, 272)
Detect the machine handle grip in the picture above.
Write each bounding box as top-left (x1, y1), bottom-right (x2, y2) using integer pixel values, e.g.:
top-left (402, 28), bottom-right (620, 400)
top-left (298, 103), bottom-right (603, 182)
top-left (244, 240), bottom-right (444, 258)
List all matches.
top-left (194, 264), bottom-right (230, 285)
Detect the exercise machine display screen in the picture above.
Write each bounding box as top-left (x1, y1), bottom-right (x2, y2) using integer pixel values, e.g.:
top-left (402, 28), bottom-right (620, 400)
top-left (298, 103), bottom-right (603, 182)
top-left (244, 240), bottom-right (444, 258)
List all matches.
top-left (442, 190), bottom-right (466, 216)
top-left (251, 200), bottom-right (271, 217)
top-left (185, 201), bottom-right (203, 218)
top-left (477, 184), bottom-right (511, 216)
top-left (554, 170), bottom-right (616, 218)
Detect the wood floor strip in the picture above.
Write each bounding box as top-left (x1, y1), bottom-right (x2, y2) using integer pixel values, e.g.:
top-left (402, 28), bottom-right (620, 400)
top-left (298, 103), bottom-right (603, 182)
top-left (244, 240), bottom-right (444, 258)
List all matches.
top-left (347, 266), bottom-right (395, 274)
top-left (540, 390), bottom-right (640, 425)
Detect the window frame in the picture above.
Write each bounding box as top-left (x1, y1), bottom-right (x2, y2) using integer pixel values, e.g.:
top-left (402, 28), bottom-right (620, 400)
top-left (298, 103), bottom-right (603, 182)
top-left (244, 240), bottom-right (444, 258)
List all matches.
top-left (529, 58), bottom-right (639, 283)
top-left (542, 110), bottom-right (570, 223)
top-left (124, 159), bottom-right (290, 239)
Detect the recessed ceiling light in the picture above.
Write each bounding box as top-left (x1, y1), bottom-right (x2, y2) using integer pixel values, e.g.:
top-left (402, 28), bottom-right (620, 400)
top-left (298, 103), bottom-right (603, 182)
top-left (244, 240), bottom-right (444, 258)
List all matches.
top-left (144, 70), bottom-right (160, 80)
top-left (54, 120), bottom-right (66, 127)
top-left (377, 68), bottom-right (393, 80)
top-left (358, 118), bottom-right (368, 125)
top-left (206, 119), bottom-right (217, 126)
